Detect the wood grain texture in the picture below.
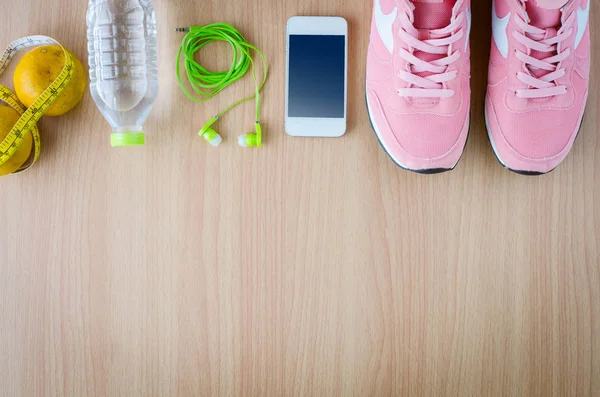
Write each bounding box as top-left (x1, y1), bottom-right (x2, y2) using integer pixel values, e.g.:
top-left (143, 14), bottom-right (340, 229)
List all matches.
top-left (0, 1), bottom-right (599, 396)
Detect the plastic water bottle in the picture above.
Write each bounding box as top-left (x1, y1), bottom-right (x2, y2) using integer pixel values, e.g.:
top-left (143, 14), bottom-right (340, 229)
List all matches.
top-left (87, 0), bottom-right (158, 147)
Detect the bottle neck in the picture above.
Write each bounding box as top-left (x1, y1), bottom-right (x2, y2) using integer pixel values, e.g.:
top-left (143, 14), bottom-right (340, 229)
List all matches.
top-left (112, 126), bottom-right (143, 134)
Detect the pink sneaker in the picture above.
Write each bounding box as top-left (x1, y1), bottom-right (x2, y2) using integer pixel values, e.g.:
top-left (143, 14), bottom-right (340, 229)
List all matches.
top-left (486, 0), bottom-right (590, 175)
top-left (366, 0), bottom-right (471, 173)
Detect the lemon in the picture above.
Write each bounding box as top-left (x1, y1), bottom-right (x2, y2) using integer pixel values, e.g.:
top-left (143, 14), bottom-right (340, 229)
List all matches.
top-left (13, 45), bottom-right (86, 117)
top-left (0, 106), bottom-right (32, 175)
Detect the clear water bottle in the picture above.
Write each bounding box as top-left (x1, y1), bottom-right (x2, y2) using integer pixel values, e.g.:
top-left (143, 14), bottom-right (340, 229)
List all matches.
top-left (87, 0), bottom-right (158, 147)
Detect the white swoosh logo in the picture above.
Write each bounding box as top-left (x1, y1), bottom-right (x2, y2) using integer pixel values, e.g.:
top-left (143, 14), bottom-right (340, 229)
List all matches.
top-left (575, 0), bottom-right (590, 49)
top-left (465, 8), bottom-right (472, 52)
top-left (374, 0), bottom-right (397, 54)
top-left (492, 0), bottom-right (510, 58)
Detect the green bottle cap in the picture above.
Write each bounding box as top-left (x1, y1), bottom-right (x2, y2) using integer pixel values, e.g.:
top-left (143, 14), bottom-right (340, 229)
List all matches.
top-left (111, 132), bottom-right (145, 147)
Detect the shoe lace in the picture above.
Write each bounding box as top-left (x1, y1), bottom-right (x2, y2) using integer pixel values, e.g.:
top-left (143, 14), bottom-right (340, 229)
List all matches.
top-left (513, 6), bottom-right (576, 99)
top-left (396, 0), bottom-right (467, 98)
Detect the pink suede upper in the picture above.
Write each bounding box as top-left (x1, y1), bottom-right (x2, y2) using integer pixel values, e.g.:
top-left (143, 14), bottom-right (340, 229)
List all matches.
top-left (366, 0), bottom-right (471, 170)
top-left (486, 0), bottom-right (591, 173)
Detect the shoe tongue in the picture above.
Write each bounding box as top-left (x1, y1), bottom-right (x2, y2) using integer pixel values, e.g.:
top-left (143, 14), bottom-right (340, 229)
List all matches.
top-left (526, 0), bottom-right (563, 79)
top-left (412, 0), bottom-right (453, 30)
top-left (530, 0), bottom-right (570, 10)
top-left (410, 0), bottom-right (455, 79)
top-left (527, 0), bottom-right (562, 29)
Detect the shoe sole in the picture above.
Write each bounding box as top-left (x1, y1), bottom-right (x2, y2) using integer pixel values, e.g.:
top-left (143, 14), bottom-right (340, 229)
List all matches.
top-left (365, 94), bottom-right (469, 175)
top-left (484, 98), bottom-right (585, 176)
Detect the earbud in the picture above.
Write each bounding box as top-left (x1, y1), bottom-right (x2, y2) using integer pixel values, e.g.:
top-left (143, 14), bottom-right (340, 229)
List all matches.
top-left (238, 122), bottom-right (262, 148)
top-left (198, 116), bottom-right (222, 147)
top-left (199, 118), bottom-right (262, 148)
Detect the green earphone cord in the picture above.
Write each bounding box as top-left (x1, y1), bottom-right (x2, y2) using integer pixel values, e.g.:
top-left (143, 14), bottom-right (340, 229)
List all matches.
top-left (176, 23), bottom-right (268, 123)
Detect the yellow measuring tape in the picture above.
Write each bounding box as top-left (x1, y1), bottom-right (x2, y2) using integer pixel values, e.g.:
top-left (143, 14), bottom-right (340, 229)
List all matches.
top-left (0, 36), bottom-right (74, 174)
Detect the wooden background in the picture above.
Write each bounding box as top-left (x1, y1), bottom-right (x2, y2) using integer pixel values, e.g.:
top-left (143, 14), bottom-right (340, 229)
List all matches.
top-left (0, 0), bottom-right (599, 396)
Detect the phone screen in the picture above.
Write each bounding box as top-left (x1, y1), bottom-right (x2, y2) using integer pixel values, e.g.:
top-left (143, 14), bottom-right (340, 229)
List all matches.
top-left (288, 35), bottom-right (346, 119)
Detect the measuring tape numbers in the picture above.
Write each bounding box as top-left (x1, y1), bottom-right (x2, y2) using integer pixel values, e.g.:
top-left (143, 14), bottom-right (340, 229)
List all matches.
top-left (0, 36), bottom-right (75, 174)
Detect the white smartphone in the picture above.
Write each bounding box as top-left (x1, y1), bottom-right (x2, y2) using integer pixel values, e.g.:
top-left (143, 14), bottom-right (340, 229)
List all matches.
top-left (285, 16), bottom-right (348, 137)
